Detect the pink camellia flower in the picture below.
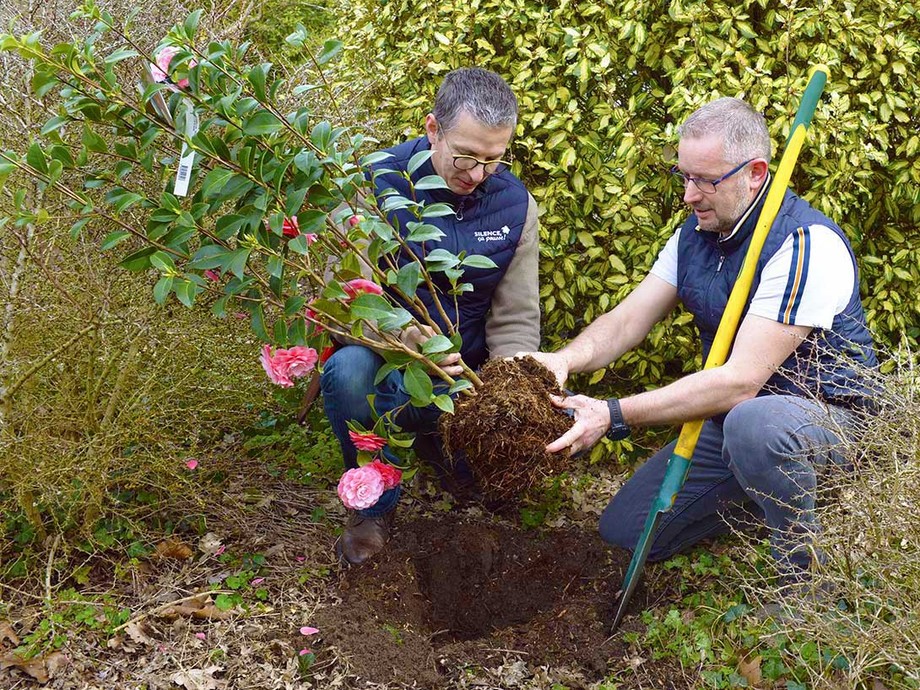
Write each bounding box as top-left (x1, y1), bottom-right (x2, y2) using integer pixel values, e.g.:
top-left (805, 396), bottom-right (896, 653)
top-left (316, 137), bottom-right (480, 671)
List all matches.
top-left (194, 632), bottom-right (207, 641)
top-left (337, 465), bottom-right (385, 510)
top-left (305, 233), bottom-right (318, 245)
top-left (348, 430), bottom-right (387, 453)
top-left (185, 458), bottom-right (199, 470)
top-left (204, 269), bottom-right (220, 282)
top-left (282, 216), bottom-right (300, 238)
top-left (150, 46), bottom-right (197, 89)
top-left (299, 648), bottom-right (313, 656)
top-left (342, 278), bottom-right (383, 300)
top-left (370, 459), bottom-right (402, 490)
top-left (260, 344), bottom-right (319, 387)
top-left (347, 214), bottom-right (364, 227)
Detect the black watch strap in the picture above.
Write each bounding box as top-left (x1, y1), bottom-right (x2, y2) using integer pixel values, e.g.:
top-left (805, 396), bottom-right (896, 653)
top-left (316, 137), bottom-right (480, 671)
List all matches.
top-left (606, 397), bottom-right (631, 441)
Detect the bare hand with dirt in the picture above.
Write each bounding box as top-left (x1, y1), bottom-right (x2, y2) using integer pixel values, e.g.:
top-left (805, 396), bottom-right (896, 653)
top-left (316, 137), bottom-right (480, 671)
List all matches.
top-left (402, 325), bottom-right (462, 376)
top-left (545, 394), bottom-right (610, 455)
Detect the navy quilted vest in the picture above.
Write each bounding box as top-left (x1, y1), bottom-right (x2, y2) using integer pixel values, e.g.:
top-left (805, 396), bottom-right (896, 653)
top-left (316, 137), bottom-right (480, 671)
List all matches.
top-left (369, 136), bottom-right (530, 369)
top-left (676, 187), bottom-right (878, 411)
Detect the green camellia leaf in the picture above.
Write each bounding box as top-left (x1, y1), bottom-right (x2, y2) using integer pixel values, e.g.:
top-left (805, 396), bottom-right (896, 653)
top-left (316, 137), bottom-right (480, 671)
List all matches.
top-left (242, 110), bottom-right (283, 136)
top-left (149, 251), bottom-right (176, 273)
top-left (377, 307), bottom-right (413, 332)
top-left (250, 303), bottom-right (269, 342)
top-left (407, 149), bottom-right (433, 176)
top-left (81, 124), bottom-right (107, 153)
top-left (448, 379), bottom-right (474, 394)
top-left (396, 261), bottom-right (421, 298)
top-left (316, 39), bottom-right (343, 65)
top-left (424, 248), bottom-right (460, 269)
top-left (227, 248), bottom-right (251, 279)
top-left (350, 293), bottom-right (394, 321)
top-left (361, 151), bottom-right (394, 166)
top-left (420, 202), bottom-right (455, 218)
top-left (153, 275), bottom-right (173, 305)
top-left (100, 230), bottom-right (131, 250)
top-left (26, 143), bottom-right (48, 175)
top-left (406, 222), bottom-right (445, 242)
top-left (420, 334), bottom-right (454, 355)
top-left (120, 246), bottom-right (157, 271)
top-left (433, 394), bottom-right (454, 414)
top-left (460, 254), bottom-right (498, 270)
top-left (248, 63), bottom-right (271, 101)
top-left (413, 174), bottom-right (449, 190)
top-left (402, 361), bottom-right (433, 403)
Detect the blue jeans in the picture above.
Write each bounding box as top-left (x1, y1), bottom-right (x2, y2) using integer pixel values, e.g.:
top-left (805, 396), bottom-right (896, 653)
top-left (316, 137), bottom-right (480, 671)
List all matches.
top-left (599, 395), bottom-right (857, 578)
top-left (320, 345), bottom-right (461, 516)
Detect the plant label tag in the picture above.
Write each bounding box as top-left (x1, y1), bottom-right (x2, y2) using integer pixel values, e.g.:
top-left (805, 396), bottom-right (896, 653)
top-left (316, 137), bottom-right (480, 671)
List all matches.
top-left (174, 102), bottom-right (199, 197)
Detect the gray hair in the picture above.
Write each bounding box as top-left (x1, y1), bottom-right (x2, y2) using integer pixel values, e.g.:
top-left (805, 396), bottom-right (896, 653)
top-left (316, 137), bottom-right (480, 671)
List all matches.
top-left (678, 97), bottom-right (772, 164)
top-left (432, 67), bottom-right (518, 132)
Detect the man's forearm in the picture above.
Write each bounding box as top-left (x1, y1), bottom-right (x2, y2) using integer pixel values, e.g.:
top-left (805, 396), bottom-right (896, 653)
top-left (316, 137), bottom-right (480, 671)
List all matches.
top-left (619, 364), bottom-right (758, 427)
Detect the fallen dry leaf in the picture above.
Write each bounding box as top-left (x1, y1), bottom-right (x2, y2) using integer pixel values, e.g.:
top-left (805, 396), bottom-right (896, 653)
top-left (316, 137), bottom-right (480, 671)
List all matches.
top-left (44, 652), bottom-right (68, 679)
top-left (0, 622), bottom-right (20, 646)
top-left (171, 665), bottom-right (225, 689)
top-left (154, 538), bottom-right (194, 560)
top-left (197, 533), bottom-right (224, 556)
top-left (0, 650), bottom-right (67, 684)
top-left (873, 680), bottom-right (889, 690)
top-left (125, 621), bottom-right (157, 646)
top-left (738, 655), bottom-right (763, 687)
top-left (157, 596), bottom-right (232, 622)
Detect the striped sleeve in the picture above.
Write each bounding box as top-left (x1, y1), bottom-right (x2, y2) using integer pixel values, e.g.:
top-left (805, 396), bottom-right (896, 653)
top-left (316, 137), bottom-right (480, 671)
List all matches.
top-left (747, 224), bottom-right (854, 329)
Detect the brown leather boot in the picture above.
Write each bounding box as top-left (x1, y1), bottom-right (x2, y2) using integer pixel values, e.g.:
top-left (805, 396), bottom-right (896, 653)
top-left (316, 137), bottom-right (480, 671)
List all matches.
top-left (336, 510), bottom-right (395, 565)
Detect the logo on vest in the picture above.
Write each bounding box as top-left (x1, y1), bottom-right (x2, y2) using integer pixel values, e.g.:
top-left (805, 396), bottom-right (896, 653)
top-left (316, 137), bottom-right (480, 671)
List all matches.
top-left (474, 225), bottom-right (511, 243)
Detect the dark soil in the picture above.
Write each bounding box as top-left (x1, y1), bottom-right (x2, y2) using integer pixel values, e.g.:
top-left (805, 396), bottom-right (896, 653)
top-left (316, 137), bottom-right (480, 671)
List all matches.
top-left (440, 356), bottom-right (574, 501)
top-left (314, 514), bottom-right (683, 689)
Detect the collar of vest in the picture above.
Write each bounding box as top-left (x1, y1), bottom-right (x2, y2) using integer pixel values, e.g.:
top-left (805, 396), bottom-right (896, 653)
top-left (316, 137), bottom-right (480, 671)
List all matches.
top-left (695, 173), bottom-right (773, 253)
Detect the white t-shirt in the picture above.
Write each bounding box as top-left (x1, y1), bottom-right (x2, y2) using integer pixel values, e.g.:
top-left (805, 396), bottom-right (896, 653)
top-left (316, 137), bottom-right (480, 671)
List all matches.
top-left (650, 224), bottom-right (854, 329)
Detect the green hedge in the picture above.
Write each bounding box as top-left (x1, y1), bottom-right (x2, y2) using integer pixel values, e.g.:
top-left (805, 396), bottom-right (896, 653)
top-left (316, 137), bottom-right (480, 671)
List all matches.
top-left (335, 0), bottom-right (920, 395)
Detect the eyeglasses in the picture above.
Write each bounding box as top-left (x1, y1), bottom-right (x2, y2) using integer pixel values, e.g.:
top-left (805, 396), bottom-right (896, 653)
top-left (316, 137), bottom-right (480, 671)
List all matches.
top-left (670, 158), bottom-right (754, 194)
top-left (439, 130), bottom-right (511, 175)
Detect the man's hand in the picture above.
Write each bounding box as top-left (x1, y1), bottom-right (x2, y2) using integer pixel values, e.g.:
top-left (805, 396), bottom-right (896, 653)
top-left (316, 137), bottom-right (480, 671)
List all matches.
top-left (401, 325), bottom-right (462, 376)
top-left (545, 394), bottom-right (610, 455)
top-left (514, 351), bottom-right (570, 388)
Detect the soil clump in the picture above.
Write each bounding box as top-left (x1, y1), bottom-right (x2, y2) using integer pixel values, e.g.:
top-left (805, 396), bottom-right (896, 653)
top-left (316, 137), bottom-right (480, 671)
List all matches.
top-left (440, 356), bottom-right (573, 501)
top-left (313, 514), bottom-right (677, 688)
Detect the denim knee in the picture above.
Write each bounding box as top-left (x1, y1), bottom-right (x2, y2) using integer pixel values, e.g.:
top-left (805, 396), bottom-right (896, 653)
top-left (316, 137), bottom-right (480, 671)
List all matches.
top-left (723, 396), bottom-right (803, 484)
top-left (320, 345), bottom-right (381, 413)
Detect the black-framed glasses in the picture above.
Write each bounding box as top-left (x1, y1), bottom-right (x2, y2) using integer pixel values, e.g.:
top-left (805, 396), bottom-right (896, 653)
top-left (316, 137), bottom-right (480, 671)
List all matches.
top-left (670, 158), bottom-right (754, 194)
top-left (439, 130), bottom-right (511, 175)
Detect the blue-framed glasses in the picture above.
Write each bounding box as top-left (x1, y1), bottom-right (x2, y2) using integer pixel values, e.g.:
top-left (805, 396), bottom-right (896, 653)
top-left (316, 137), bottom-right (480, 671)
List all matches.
top-left (670, 158), bottom-right (754, 194)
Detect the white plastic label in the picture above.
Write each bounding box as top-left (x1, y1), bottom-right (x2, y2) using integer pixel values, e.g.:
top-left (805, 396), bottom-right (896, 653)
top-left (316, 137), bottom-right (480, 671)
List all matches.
top-left (173, 102), bottom-right (199, 197)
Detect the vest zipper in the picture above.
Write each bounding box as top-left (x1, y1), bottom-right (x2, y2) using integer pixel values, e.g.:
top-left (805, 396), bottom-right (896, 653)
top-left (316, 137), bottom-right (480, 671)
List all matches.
top-left (455, 198), bottom-right (465, 221)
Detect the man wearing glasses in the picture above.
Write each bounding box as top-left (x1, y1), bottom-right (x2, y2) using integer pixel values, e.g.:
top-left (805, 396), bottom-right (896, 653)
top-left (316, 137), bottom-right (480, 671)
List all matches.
top-left (323, 67), bottom-right (540, 565)
top-left (522, 97), bottom-right (876, 584)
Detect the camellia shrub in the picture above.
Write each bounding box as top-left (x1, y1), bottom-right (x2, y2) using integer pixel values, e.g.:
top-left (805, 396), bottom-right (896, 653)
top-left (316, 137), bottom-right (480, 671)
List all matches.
top-left (334, 0), bottom-right (920, 409)
top-left (0, 3), bottom-right (515, 502)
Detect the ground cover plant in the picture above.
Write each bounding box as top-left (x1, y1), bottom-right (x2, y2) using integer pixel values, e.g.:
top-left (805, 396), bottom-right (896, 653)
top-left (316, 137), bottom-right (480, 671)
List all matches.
top-left (1, 0), bottom-right (918, 688)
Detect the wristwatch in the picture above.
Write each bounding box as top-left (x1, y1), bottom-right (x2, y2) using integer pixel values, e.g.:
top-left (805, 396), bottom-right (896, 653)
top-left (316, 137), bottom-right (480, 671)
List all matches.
top-left (605, 397), bottom-right (631, 441)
